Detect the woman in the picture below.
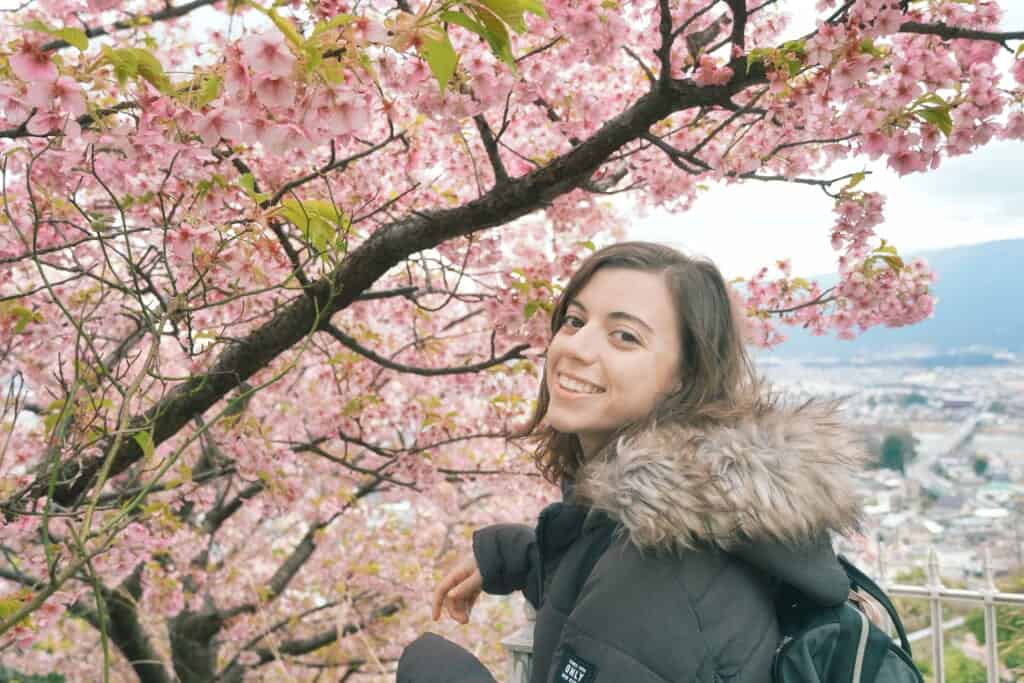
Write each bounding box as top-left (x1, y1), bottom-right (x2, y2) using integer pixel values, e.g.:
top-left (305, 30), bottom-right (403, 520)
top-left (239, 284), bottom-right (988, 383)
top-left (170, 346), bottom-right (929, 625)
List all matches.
top-left (399, 242), bottom-right (867, 683)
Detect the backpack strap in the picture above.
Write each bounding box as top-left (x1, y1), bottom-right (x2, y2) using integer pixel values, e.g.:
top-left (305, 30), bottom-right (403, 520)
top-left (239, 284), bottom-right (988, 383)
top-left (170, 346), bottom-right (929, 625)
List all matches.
top-left (838, 555), bottom-right (913, 656)
top-left (829, 604), bottom-right (870, 683)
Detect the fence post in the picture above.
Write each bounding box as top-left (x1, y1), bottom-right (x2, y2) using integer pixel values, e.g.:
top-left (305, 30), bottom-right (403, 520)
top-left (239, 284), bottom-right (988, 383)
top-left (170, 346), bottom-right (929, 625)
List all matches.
top-left (927, 546), bottom-right (946, 683)
top-left (501, 599), bottom-right (535, 683)
top-left (982, 548), bottom-right (1000, 683)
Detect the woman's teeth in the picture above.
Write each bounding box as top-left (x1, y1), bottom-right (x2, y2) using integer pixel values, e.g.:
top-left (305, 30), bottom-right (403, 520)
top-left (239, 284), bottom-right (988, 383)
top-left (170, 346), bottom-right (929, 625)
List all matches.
top-left (558, 374), bottom-right (604, 394)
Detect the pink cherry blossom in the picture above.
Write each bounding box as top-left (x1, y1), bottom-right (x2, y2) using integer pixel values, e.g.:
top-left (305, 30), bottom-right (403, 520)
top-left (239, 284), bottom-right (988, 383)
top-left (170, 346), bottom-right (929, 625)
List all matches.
top-left (0, 83), bottom-right (31, 122)
top-left (26, 76), bottom-right (86, 117)
top-left (25, 109), bottom-right (80, 137)
top-left (874, 8), bottom-right (906, 35)
top-left (354, 16), bottom-right (388, 43)
top-left (253, 74), bottom-right (296, 109)
top-left (9, 41), bottom-right (58, 82)
top-left (241, 32), bottom-right (295, 78)
top-left (861, 130), bottom-right (889, 159)
top-left (223, 57), bottom-right (251, 96)
top-left (0, 0), bottom-right (1020, 678)
top-left (1002, 112), bottom-right (1024, 140)
top-left (194, 108), bottom-right (239, 145)
top-left (1013, 59), bottom-right (1024, 85)
top-left (693, 55), bottom-right (734, 86)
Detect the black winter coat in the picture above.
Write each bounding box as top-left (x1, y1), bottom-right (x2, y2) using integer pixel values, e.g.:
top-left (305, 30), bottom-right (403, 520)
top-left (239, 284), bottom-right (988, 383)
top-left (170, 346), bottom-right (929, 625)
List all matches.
top-left (401, 401), bottom-right (867, 683)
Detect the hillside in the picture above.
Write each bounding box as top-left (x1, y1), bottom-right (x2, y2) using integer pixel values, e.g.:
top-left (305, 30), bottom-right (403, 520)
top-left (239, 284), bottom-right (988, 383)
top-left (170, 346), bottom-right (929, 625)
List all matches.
top-left (764, 239), bottom-right (1024, 362)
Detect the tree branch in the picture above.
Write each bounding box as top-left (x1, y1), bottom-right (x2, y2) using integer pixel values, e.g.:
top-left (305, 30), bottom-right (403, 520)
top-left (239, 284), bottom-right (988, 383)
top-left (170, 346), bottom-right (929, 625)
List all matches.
top-left (220, 601), bottom-right (403, 678)
top-left (320, 323), bottom-right (530, 376)
top-left (41, 0), bottom-right (222, 52)
top-left (5, 64), bottom-right (766, 513)
top-left (899, 21), bottom-right (1024, 48)
top-left (0, 102), bottom-right (138, 140)
top-left (473, 114), bottom-right (510, 185)
top-left (0, 565), bottom-right (173, 683)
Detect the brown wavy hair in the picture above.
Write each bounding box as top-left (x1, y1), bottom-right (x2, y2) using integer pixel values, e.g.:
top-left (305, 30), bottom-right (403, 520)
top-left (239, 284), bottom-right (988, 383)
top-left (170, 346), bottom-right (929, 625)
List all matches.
top-left (521, 241), bottom-right (761, 486)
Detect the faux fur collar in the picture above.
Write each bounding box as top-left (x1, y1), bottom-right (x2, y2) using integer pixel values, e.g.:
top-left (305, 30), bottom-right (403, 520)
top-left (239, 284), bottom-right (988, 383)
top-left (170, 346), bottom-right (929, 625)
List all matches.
top-left (574, 400), bottom-right (868, 555)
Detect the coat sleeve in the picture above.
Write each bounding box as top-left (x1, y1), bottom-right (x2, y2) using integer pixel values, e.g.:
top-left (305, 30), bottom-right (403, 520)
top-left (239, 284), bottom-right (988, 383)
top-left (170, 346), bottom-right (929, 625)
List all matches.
top-left (472, 523), bottom-right (540, 604)
top-left (541, 542), bottom-right (716, 683)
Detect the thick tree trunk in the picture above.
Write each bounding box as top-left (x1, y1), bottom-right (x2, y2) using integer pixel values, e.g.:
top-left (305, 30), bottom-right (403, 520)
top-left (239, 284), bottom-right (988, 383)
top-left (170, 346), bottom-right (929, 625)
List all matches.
top-left (168, 611), bottom-right (223, 683)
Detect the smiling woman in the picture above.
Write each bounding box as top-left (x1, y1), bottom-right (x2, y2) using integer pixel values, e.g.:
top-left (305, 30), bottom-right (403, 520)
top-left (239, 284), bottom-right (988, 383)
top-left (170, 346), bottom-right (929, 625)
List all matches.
top-left (401, 242), bottom-right (870, 683)
top-left (543, 268), bottom-right (682, 457)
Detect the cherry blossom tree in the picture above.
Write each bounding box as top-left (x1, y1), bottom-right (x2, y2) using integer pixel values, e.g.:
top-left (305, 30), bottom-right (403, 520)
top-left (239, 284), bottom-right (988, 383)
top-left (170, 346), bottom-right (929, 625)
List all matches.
top-left (0, 0), bottom-right (1022, 679)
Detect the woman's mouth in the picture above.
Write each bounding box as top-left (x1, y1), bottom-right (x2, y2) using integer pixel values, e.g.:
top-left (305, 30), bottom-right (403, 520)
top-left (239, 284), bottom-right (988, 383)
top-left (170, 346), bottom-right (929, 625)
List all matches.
top-left (555, 373), bottom-right (605, 395)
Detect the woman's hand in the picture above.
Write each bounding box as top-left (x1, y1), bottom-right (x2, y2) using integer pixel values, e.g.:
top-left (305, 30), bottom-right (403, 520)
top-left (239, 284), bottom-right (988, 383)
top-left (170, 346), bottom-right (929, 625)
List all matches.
top-left (432, 554), bottom-right (483, 624)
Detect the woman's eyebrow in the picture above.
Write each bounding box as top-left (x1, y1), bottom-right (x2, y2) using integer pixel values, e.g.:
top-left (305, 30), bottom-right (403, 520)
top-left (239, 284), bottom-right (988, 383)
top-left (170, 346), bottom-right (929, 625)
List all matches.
top-left (608, 311), bottom-right (654, 334)
top-left (568, 299), bottom-right (654, 334)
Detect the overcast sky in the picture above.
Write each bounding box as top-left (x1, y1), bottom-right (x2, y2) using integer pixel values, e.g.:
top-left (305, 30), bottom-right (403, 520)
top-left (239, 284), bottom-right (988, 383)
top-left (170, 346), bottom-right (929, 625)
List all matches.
top-left (629, 3), bottom-right (1024, 278)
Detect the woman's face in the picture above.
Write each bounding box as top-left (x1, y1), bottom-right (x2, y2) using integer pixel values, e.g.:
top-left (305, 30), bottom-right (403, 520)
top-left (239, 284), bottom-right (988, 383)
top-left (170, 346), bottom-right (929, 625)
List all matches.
top-left (545, 267), bottom-right (682, 457)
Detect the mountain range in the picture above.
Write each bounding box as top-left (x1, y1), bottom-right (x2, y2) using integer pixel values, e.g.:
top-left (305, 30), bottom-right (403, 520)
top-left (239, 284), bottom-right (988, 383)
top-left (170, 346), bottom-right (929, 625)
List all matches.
top-left (762, 238), bottom-right (1024, 363)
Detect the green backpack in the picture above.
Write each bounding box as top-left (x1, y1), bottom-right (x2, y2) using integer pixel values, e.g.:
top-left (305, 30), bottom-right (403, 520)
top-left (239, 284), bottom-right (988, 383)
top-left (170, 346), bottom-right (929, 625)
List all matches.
top-left (773, 556), bottom-right (925, 683)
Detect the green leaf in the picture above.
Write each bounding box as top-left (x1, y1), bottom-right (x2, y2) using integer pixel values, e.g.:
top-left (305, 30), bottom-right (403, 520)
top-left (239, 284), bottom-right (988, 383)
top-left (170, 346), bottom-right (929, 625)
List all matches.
top-left (42, 399), bottom-right (66, 437)
top-left (477, 0), bottom-right (528, 33)
top-left (318, 57), bottom-right (347, 85)
top-left (24, 20), bottom-right (89, 51)
top-left (133, 430), bottom-right (155, 460)
top-left (312, 13), bottom-right (355, 36)
top-left (277, 198), bottom-right (350, 253)
top-left (2, 302), bottom-right (43, 333)
top-left (916, 106), bottom-right (953, 137)
top-left (746, 47), bottom-right (774, 75)
top-left (858, 38), bottom-right (885, 58)
top-left (128, 48), bottom-right (172, 94)
top-left (418, 29), bottom-right (458, 91)
top-left (440, 10), bottom-right (488, 38)
top-left (842, 171), bottom-right (866, 192)
top-left (916, 92), bottom-right (946, 107)
top-left (239, 173), bottom-right (256, 194)
top-left (101, 45), bottom-right (138, 87)
top-left (192, 74), bottom-right (222, 108)
top-left (56, 27), bottom-right (89, 51)
top-left (266, 8), bottom-right (305, 48)
top-left (468, 4), bottom-right (514, 64)
top-left (238, 173), bottom-right (270, 203)
top-left (880, 254), bottom-right (904, 271)
top-left (302, 40), bottom-right (323, 73)
top-left (524, 301), bottom-right (540, 320)
top-left (518, 0), bottom-right (547, 18)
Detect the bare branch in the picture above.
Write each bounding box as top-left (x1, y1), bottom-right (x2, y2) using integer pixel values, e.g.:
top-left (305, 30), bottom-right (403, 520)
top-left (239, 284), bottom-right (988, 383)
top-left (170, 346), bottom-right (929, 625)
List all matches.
top-left (320, 323), bottom-right (530, 376)
top-left (473, 114), bottom-right (510, 185)
top-left (623, 46), bottom-right (657, 84)
top-left (899, 21), bottom-right (1024, 49)
top-left (0, 102), bottom-right (138, 140)
top-left (353, 286), bottom-right (419, 302)
top-left (41, 0), bottom-right (222, 52)
top-left (218, 602), bottom-right (403, 679)
top-left (515, 36), bottom-right (564, 64)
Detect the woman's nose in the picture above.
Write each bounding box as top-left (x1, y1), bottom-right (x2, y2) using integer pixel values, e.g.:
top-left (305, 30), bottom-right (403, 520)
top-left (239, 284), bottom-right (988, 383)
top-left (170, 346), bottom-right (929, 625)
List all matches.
top-left (562, 323), bottom-right (599, 363)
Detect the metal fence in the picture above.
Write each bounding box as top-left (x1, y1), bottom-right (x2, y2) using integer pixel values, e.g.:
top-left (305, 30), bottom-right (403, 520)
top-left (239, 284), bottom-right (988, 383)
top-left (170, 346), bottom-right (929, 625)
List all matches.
top-left (500, 547), bottom-right (1024, 683)
top-left (880, 547), bottom-right (1024, 683)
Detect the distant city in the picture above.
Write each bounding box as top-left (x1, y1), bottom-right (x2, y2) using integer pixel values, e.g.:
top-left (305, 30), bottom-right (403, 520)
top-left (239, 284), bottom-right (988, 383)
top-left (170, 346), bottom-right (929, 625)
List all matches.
top-left (763, 359), bottom-right (1024, 583)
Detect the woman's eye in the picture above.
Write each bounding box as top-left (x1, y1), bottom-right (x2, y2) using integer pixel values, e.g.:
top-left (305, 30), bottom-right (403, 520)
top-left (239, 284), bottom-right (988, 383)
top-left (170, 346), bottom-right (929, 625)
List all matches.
top-left (613, 330), bottom-right (641, 345)
top-left (563, 315), bottom-right (585, 329)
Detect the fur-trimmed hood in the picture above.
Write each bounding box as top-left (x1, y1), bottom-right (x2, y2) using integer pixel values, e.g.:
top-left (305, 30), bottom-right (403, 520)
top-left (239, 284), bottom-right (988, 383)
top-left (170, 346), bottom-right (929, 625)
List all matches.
top-left (574, 399), bottom-right (868, 556)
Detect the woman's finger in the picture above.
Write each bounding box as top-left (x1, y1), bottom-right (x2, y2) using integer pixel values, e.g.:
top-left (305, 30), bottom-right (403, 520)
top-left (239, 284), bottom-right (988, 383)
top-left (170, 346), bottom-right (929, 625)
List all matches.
top-left (432, 565), bottom-right (470, 620)
top-left (432, 573), bottom-right (457, 621)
